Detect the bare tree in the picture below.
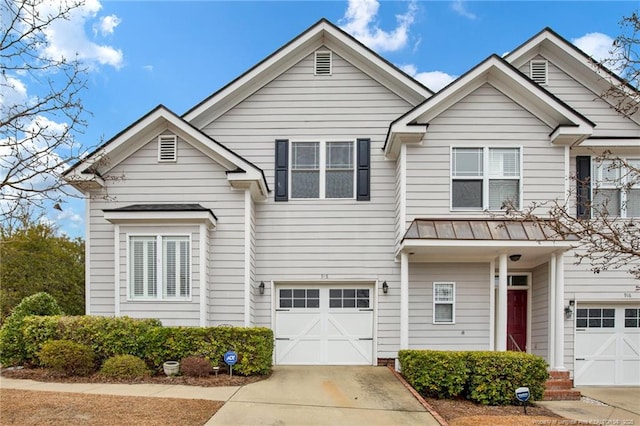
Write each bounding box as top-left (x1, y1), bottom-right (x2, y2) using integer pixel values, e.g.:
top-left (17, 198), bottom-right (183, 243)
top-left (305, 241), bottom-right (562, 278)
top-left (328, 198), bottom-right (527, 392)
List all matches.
top-left (502, 153), bottom-right (640, 280)
top-left (1, 0), bottom-right (88, 221)
top-left (600, 10), bottom-right (640, 117)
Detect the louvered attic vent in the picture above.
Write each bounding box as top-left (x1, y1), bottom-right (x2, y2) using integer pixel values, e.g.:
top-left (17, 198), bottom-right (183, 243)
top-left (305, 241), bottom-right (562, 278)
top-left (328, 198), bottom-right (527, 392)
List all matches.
top-left (530, 60), bottom-right (548, 85)
top-left (158, 135), bottom-right (177, 162)
top-left (315, 51), bottom-right (332, 75)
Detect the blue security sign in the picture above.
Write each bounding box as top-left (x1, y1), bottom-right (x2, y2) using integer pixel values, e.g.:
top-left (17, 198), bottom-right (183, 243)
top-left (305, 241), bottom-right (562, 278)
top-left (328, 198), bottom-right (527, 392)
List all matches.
top-left (515, 387), bottom-right (530, 402)
top-left (224, 350), bottom-right (238, 366)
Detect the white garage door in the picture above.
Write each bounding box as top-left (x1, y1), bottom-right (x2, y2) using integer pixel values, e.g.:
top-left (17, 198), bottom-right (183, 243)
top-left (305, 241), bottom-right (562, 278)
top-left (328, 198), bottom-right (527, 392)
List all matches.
top-left (274, 285), bottom-right (374, 365)
top-left (574, 305), bottom-right (640, 386)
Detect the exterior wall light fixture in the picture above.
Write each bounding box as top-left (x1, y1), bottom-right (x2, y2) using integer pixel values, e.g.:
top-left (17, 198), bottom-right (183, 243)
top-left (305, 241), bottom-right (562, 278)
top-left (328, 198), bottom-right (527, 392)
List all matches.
top-left (382, 281), bottom-right (389, 294)
top-left (564, 299), bottom-right (575, 319)
top-left (259, 281), bottom-right (265, 295)
top-left (509, 254), bottom-right (522, 262)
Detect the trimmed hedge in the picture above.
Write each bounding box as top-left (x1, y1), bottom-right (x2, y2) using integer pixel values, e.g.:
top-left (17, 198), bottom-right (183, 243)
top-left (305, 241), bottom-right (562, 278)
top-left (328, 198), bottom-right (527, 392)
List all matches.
top-left (21, 315), bottom-right (273, 376)
top-left (38, 339), bottom-right (95, 376)
top-left (399, 349), bottom-right (549, 405)
top-left (0, 292), bottom-right (63, 366)
top-left (101, 355), bottom-right (151, 379)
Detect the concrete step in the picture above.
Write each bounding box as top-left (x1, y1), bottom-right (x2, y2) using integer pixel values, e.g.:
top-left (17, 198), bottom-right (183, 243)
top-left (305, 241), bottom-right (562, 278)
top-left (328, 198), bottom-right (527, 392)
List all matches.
top-left (543, 389), bottom-right (582, 401)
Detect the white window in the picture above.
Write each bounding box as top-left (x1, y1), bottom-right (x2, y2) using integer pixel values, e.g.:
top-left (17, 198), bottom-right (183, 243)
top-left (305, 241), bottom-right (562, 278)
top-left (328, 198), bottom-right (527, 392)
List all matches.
top-left (451, 147), bottom-right (521, 210)
top-left (433, 282), bottom-right (455, 324)
top-left (593, 158), bottom-right (640, 217)
top-left (290, 141), bottom-right (354, 199)
top-left (129, 235), bottom-right (190, 300)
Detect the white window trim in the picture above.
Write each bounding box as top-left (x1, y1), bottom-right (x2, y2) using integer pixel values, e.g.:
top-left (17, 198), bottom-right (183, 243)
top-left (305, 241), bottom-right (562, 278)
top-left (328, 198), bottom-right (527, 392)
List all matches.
top-left (126, 233), bottom-right (193, 302)
top-left (289, 140), bottom-right (356, 200)
top-left (592, 157), bottom-right (639, 218)
top-left (450, 146), bottom-right (523, 211)
top-left (433, 282), bottom-right (456, 324)
top-left (158, 135), bottom-right (178, 162)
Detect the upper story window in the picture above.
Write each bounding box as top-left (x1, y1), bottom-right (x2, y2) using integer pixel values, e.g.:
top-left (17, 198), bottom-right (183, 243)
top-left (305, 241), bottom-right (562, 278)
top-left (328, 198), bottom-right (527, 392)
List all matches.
top-left (451, 147), bottom-right (521, 211)
top-left (129, 235), bottom-right (190, 300)
top-left (592, 158), bottom-right (639, 218)
top-left (291, 141), bottom-right (354, 199)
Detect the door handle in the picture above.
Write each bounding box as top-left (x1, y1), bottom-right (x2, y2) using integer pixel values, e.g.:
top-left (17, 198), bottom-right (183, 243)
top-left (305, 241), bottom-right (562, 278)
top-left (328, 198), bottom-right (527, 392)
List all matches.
top-left (359, 308), bottom-right (374, 312)
top-left (575, 358), bottom-right (586, 361)
top-left (358, 338), bottom-right (373, 341)
top-left (275, 338), bottom-right (290, 341)
top-left (276, 309), bottom-right (290, 312)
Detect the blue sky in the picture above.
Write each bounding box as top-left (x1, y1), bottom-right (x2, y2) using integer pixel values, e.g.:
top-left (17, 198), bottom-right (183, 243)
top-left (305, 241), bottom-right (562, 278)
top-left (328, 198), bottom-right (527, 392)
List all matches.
top-left (4, 0), bottom-right (637, 237)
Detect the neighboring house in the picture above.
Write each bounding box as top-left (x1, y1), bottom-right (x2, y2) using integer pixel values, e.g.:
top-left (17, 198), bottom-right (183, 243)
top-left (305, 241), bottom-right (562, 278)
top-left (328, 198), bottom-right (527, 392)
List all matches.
top-left (64, 19), bottom-right (640, 386)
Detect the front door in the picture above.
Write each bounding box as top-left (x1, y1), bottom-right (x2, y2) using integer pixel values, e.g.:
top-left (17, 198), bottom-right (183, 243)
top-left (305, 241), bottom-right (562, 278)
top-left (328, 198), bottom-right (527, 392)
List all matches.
top-left (507, 290), bottom-right (527, 351)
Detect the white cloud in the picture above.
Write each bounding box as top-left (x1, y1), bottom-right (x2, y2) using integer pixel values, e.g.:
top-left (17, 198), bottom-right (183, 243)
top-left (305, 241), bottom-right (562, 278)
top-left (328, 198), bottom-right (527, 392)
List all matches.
top-left (572, 32), bottom-right (615, 63)
top-left (340, 0), bottom-right (418, 52)
top-left (37, 0), bottom-right (123, 69)
top-left (451, 0), bottom-right (477, 20)
top-left (400, 65), bottom-right (457, 92)
top-left (0, 74), bottom-right (29, 112)
top-left (143, 65), bottom-right (154, 72)
top-left (94, 14), bottom-right (121, 36)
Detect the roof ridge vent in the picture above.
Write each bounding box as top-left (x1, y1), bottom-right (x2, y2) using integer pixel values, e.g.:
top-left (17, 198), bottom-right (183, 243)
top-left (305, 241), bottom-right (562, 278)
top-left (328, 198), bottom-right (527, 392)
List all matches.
top-left (530, 60), bottom-right (548, 85)
top-left (315, 50), bottom-right (332, 76)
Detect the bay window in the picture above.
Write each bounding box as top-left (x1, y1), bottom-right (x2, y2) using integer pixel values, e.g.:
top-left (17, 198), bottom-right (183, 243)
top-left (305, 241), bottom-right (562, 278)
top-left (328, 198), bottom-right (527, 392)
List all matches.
top-left (451, 147), bottom-right (521, 210)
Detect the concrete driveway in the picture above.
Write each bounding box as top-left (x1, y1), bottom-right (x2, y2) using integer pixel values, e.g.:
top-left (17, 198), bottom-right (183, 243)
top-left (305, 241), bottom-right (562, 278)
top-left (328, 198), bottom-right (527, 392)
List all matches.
top-left (206, 366), bottom-right (439, 425)
top-left (539, 386), bottom-right (640, 424)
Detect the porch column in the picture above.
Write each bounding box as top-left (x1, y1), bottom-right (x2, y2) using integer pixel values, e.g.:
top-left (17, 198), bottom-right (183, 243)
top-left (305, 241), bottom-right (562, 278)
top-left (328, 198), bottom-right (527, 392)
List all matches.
top-left (548, 253), bottom-right (557, 368)
top-left (400, 251), bottom-right (409, 349)
top-left (496, 253), bottom-right (508, 351)
top-left (554, 251), bottom-right (566, 370)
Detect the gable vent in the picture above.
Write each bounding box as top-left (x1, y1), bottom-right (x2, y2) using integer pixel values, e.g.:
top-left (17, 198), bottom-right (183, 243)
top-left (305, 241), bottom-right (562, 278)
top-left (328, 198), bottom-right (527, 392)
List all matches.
top-left (530, 60), bottom-right (548, 85)
top-left (158, 135), bottom-right (177, 162)
top-left (314, 51), bottom-right (332, 75)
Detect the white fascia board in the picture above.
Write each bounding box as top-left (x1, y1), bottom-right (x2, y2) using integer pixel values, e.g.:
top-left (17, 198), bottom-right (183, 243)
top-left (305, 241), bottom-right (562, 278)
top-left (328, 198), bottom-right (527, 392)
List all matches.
top-left (549, 125), bottom-right (593, 145)
top-left (579, 138), bottom-right (640, 147)
top-left (227, 172), bottom-right (268, 201)
top-left (104, 210), bottom-right (217, 227)
top-left (398, 239), bottom-right (576, 257)
top-left (63, 173), bottom-right (105, 193)
top-left (384, 124), bottom-right (428, 159)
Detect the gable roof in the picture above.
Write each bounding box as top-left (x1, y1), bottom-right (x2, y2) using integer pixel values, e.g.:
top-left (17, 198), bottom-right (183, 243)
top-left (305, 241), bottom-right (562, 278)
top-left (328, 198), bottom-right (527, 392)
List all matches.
top-left (63, 105), bottom-right (269, 201)
top-left (505, 27), bottom-right (640, 126)
top-left (183, 18), bottom-right (433, 128)
top-left (384, 54), bottom-right (595, 158)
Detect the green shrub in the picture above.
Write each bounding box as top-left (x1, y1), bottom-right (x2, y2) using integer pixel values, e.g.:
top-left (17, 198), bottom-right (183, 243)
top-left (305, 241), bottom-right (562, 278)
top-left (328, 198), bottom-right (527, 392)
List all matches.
top-left (21, 316), bottom-right (273, 376)
top-left (398, 350), bottom-right (469, 398)
top-left (38, 339), bottom-right (95, 376)
top-left (466, 351), bottom-right (548, 405)
top-left (0, 292), bottom-right (63, 366)
top-left (180, 355), bottom-right (211, 377)
top-left (100, 355), bottom-right (150, 379)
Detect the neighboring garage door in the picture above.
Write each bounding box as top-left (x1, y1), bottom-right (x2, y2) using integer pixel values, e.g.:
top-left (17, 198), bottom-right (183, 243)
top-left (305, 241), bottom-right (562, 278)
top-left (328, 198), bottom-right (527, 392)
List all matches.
top-left (274, 285), bottom-right (374, 365)
top-left (574, 305), bottom-right (640, 385)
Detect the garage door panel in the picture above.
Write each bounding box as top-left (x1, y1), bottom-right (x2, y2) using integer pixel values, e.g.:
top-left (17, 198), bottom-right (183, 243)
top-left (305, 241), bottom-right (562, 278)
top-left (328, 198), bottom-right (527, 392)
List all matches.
top-left (575, 305), bottom-right (640, 386)
top-left (275, 286), bottom-right (374, 365)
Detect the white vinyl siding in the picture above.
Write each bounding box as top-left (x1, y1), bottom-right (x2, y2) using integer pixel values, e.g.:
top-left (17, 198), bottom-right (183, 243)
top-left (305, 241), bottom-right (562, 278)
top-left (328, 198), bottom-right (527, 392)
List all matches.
top-left (290, 140), bottom-right (355, 199)
top-left (433, 282), bottom-right (455, 324)
top-left (202, 50), bottom-right (416, 357)
top-left (451, 147), bottom-right (521, 210)
top-left (409, 263), bottom-right (490, 350)
top-left (531, 262), bottom-right (549, 361)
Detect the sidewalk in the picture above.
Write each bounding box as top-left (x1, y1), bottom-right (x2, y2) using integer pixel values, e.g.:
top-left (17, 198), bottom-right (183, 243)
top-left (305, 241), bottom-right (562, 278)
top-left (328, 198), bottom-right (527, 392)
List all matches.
top-left (0, 377), bottom-right (239, 401)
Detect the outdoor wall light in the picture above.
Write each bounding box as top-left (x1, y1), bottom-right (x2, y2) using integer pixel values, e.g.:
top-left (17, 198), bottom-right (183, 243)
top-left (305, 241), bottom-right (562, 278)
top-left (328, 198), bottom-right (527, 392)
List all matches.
top-left (382, 281), bottom-right (389, 294)
top-left (509, 254), bottom-right (522, 262)
top-left (564, 299), bottom-right (575, 319)
top-left (259, 281), bottom-right (265, 295)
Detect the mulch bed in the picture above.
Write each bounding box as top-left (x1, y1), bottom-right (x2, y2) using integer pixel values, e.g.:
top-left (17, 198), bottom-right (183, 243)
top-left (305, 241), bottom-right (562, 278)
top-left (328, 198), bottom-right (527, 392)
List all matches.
top-left (1, 366), bottom-right (268, 387)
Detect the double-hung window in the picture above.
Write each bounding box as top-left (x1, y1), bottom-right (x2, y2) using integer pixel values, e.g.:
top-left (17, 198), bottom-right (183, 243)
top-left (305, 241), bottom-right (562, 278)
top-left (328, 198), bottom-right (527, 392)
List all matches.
top-left (129, 235), bottom-right (190, 300)
top-left (433, 282), bottom-right (455, 324)
top-left (593, 158), bottom-right (640, 217)
top-left (290, 141), bottom-right (354, 199)
top-left (451, 147), bottom-right (521, 210)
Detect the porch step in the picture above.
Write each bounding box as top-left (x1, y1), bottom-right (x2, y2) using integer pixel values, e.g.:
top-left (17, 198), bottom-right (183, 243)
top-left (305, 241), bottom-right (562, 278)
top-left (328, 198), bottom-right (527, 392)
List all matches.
top-left (543, 389), bottom-right (582, 401)
top-left (543, 370), bottom-right (581, 401)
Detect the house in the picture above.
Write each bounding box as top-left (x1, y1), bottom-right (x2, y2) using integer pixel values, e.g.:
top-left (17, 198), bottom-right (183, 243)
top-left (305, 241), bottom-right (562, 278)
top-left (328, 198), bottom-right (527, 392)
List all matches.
top-left (64, 19), bottom-right (640, 387)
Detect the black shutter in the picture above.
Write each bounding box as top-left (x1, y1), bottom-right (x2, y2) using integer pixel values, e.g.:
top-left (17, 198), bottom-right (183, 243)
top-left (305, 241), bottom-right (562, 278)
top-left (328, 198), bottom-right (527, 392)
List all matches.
top-left (275, 139), bottom-right (289, 202)
top-left (576, 156), bottom-right (591, 219)
top-left (356, 138), bottom-right (371, 201)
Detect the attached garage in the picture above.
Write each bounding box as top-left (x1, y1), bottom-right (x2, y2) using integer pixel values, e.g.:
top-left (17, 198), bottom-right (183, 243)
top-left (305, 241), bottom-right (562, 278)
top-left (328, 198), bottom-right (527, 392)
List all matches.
top-left (574, 305), bottom-right (640, 386)
top-left (274, 284), bottom-right (374, 365)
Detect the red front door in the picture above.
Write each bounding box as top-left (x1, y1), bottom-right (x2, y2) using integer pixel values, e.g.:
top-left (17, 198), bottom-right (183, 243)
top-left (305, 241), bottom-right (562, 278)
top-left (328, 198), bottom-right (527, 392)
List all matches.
top-left (507, 290), bottom-right (527, 351)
